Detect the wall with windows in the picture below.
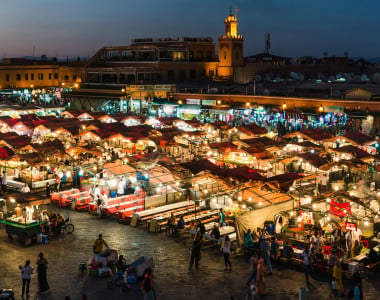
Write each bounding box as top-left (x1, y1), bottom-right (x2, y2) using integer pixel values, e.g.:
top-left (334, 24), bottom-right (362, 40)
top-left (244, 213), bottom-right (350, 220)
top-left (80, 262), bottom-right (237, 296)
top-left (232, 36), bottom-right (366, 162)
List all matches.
top-left (0, 64), bottom-right (82, 89)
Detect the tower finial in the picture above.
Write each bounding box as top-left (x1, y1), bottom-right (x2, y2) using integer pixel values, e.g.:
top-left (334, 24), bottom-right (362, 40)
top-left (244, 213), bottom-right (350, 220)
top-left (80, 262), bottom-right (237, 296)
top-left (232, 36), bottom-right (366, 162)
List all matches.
top-left (229, 4), bottom-right (232, 15)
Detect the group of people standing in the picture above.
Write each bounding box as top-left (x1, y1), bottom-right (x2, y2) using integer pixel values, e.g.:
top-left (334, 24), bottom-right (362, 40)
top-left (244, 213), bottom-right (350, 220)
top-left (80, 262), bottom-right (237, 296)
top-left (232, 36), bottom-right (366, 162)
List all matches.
top-left (19, 252), bottom-right (49, 299)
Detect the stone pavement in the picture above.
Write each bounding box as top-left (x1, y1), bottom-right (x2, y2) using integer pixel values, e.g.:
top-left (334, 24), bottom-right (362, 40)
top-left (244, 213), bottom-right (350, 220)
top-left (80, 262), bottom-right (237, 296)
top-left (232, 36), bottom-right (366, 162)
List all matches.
top-left (0, 206), bottom-right (379, 300)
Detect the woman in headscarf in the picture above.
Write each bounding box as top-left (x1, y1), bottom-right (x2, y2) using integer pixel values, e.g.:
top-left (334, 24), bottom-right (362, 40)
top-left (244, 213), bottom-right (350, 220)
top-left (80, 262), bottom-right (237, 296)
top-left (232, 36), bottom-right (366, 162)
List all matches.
top-left (256, 256), bottom-right (268, 295)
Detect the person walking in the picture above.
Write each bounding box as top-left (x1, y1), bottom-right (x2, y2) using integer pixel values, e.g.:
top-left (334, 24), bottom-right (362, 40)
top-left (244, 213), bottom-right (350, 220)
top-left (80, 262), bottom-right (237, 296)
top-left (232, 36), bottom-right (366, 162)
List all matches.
top-left (332, 260), bottom-right (343, 297)
top-left (348, 267), bottom-right (363, 300)
top-left (93, 234), bottom-right (108, 254)
top-left (189, 232), bottom-right (203, 270)
top-left (302, 245), bottom-right (312, 284)
top-left (259, 237), bottom-right (272, 275)
top-left (141, 268), bottom-right (155, 300)
top-left (20, 259), bottom-right (33, 298)
top-left (222, 235), bottom-right (232, 271)
top-left (256, 256), bottom-right (268, 295)
top-left (246, 252), bottom-right (258, 287)
top-left (36, 252), bottom-right (49, 293)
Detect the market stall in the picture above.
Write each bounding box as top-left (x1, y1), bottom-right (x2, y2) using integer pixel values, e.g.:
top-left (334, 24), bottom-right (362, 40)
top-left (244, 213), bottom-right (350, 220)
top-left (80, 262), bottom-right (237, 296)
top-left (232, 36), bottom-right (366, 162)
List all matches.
top-left (0, 194), bottom-right (45, 245)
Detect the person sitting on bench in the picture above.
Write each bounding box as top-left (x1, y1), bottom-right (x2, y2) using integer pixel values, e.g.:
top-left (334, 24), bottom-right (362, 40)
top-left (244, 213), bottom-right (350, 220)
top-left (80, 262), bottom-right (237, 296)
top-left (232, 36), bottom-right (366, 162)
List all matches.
top-left (166, 214), bottom-right (176, 236)
top-left (282, 241), bottom-right (294, 262)
top-left (211, 224), bottom-right (221, 241)
top-left (172, 216), bottom-right (185, 237)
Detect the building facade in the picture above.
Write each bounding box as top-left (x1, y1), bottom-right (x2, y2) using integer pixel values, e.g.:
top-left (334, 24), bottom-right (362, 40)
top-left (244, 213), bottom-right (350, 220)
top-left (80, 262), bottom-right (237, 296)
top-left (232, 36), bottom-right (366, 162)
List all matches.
top-left (0, 59), bottom-right (83, 89)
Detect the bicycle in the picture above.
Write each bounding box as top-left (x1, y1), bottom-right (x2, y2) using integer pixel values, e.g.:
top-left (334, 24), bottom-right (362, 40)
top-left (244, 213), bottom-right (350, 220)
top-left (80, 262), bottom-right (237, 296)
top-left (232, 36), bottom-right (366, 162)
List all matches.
top-left (61, 217), bottom-right (74, 234)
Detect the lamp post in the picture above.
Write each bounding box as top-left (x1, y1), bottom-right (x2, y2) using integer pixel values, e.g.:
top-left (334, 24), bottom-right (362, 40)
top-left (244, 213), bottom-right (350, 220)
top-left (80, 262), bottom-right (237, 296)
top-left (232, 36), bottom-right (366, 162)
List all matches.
top-left (289, 186), bottom-right (295, 211)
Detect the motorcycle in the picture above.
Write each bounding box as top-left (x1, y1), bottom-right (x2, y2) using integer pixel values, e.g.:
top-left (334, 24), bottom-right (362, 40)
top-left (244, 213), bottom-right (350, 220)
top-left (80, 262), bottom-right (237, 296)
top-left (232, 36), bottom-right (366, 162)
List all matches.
top-left (0, 289), bottom-right (15, 300)
top-left (61, 217), bottom-right (74, 234)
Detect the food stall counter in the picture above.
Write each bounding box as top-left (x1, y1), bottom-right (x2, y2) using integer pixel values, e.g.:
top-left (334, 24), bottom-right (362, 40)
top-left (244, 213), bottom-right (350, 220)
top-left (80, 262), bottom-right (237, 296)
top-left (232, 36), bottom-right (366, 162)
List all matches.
top-left (1, 219), bottom-right (44, 246)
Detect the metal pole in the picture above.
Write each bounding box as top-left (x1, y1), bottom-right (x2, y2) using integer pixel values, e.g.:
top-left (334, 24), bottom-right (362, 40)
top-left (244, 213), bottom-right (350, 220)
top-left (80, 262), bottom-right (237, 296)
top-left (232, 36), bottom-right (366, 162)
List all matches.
top-left (194, 192), bottom-right (197, 221)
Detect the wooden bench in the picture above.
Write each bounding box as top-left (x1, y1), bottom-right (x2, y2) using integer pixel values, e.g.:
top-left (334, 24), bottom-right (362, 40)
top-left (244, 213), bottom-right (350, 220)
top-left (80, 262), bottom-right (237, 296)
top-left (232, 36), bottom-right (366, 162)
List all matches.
top-left (74, 193), bottom-right (92, 210)
top-left (139, 205), bottom-right (196, 229)
top-left (51, 188), bottom-right (80, 204)
top-left (60, 191), bottom-right (91, 208)
top-left (130, 201), bottom-right (193, 227)
top-left (106, 199), bottom-right (144, 217)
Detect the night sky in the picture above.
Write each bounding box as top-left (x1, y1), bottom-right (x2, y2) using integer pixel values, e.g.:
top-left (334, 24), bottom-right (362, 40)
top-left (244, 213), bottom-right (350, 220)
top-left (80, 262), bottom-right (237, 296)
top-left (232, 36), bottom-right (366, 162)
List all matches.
top-left (0, 0), bottom-right (379, 59)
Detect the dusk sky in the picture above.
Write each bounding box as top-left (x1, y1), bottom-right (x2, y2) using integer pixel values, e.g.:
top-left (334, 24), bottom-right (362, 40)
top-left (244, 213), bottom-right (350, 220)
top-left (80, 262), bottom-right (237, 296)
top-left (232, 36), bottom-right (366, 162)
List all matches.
top-left (0, 0), bottom-right (379, 59)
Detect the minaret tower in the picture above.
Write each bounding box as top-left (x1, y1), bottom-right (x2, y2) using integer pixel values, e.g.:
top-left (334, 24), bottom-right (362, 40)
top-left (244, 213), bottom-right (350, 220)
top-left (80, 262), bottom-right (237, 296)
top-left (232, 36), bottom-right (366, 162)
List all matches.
top-left (218, 7), bottom-right (244, 79)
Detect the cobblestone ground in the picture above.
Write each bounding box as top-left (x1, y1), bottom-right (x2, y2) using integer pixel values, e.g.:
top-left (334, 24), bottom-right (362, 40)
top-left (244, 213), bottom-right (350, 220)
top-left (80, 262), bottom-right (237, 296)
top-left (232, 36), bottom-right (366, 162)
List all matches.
top-left (1, 206), bottom-right (379, 300)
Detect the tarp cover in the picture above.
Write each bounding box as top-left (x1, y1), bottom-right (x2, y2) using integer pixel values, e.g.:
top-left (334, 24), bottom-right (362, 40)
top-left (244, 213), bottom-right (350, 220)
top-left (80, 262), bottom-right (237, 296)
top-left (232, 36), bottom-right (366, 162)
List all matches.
top-left (330, 200), bottom-right (351, 218)
top-left (235, 200), bottom-right (293, 246)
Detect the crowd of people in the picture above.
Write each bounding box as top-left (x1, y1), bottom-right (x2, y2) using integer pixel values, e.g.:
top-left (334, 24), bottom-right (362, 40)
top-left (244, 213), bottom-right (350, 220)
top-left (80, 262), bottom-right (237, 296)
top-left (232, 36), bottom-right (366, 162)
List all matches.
top-left (241, 223), bottom-right (380, 299)
top-left (40, 210), bottom-right (66, 237)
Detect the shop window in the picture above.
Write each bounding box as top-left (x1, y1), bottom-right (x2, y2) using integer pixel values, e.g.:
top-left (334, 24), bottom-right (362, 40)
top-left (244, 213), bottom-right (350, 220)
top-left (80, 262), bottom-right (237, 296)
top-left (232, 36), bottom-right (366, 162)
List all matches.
top-left (54, 73), bottom-right (58, 80)
top-left (38, 73), bottom-right (44, 80)
top-left (168, 70), bottom-right (175, 81)
top-left (173, 51), bottom-right (185, 61)
top-left (49, 73), bottom-right (52, 80)
top-left (16, 74), bottom-right (21, 81)
top-left (25, 74), bottom-right (28, 81)
top-left (5, 74), bottom-right (9, 81)
top-left (31, 74), bottom-right (34, 80)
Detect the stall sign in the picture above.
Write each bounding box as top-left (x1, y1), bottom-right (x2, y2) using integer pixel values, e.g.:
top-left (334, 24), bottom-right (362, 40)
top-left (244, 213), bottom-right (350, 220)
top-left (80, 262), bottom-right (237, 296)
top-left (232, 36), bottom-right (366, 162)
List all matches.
top-left (202, 99), bottom-right (216, 106)
top-left (300, 211), bottom-right (312, 224)
top-left (325, 106), bottom-right (344, 113)
top-left (345, 222), bottom-right (357, 231)
top-left (186, 99), bottom-right (201, 105)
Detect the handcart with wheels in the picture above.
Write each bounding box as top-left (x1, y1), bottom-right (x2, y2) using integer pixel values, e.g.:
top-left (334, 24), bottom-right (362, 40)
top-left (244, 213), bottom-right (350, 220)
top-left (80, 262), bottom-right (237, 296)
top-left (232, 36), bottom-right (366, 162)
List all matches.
top-left (87, 249), bottom-right (118, 276)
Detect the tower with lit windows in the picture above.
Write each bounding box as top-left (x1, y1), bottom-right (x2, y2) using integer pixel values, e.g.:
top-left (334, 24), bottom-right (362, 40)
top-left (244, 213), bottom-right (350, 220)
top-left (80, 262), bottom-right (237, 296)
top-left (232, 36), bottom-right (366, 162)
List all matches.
top-left (218, 7), bottom-right (244, 79)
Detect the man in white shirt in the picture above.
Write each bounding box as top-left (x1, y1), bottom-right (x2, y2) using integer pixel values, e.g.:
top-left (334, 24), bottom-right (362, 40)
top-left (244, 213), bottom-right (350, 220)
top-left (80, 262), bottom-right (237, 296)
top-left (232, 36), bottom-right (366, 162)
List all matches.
top-left (20, 183), bottom-right (30, 193)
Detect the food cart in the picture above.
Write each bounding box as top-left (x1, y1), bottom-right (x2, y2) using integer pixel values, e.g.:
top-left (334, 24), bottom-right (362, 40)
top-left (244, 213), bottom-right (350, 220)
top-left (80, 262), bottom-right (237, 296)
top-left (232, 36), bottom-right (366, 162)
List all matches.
top-left (1, 219), bottom-right (44, 246)
top-left (0, 193), bottom-right (46, 245)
